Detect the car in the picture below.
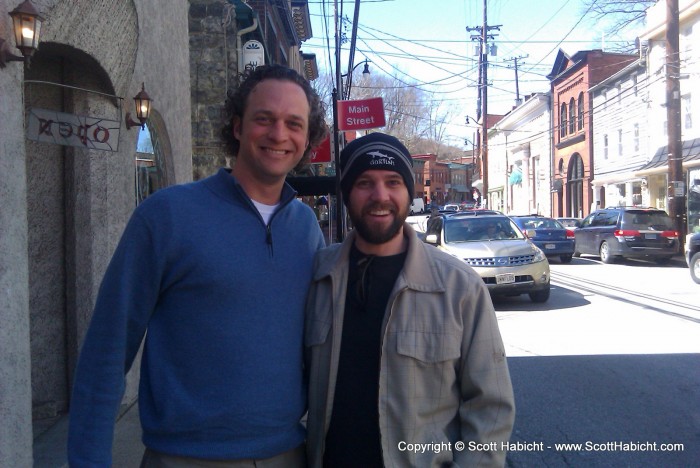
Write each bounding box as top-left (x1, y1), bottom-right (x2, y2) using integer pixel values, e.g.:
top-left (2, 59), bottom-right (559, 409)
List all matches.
top-left (574, 207), bottom-right (679, 264)
top-left (443, 203), bottom-right (460, 211)
top-left (424, 211), bottom-right (551, 302)
top-left (410, 198), bottom-right (425, 215)
top-left (686, 232), bottom-right (700, 284)
top-left (511, 215), bottom-right (576, 263)
top-left (556, 217), bottom-right (582, 230)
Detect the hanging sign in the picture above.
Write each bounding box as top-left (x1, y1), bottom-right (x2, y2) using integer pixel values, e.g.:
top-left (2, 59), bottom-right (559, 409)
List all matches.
top-left (310, 135), bottom-right (331, 163)
top-left (337, 97), bottom-right (386, 131)
top-left (242, 40), bottom-right (265, 72)
top-left (26, 108), bottom-right (120, 152)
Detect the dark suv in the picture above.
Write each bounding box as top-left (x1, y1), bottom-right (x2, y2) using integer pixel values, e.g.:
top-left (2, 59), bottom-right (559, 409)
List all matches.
top-left (574, 207), bottom-right (679, 264)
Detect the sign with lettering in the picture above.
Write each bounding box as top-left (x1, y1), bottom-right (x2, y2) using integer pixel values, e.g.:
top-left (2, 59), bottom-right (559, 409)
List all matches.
top-left (242, 40), bottom-right (265, 71)
top-left (310, 135), bottom-right (331, 163)
top-left (337, 97), bottom-right (386, 131)
top-left (27, 108), bottom-right (120, 152)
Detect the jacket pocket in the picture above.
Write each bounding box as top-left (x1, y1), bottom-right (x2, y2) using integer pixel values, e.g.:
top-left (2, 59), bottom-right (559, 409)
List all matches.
top-left (396, 330), bottom-right (461, 363)
top-left (305, 314), bottom-right (331, 347)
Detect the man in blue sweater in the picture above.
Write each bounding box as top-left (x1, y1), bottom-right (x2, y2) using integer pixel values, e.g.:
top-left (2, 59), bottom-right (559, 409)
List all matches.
top-left (67, 65), bottom-right (328, 466)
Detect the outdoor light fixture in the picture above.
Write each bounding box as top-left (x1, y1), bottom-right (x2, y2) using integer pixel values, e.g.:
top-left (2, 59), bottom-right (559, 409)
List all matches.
top-left (125, 83), bottom-right (153, 130)
top-left (0, 0), bottom-right (44, 68)
top-left (342, 59), bottom-right (371, 99)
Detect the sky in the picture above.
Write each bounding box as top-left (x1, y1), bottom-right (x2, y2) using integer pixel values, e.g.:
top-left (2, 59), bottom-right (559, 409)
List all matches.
top-left (302, 0), bottom-right (647, 148)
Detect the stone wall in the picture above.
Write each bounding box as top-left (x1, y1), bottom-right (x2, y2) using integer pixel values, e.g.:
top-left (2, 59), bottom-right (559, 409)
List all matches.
top-left (189, 0), bottom-right (239, 180)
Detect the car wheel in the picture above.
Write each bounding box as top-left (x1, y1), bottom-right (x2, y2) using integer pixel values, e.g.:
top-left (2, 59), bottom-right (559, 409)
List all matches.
top-left (529, 286), bottom-right (550, 303)
top-left (691, 252), bottom-right (700, 284)
top-left (560, 254), bottom-right (573, 263)
top-left (599, 241), bottom-right (615, 264)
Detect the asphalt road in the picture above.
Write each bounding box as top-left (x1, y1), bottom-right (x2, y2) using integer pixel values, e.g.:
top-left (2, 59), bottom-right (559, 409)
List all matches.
top-left (494, 256), bottom-right (700, 467)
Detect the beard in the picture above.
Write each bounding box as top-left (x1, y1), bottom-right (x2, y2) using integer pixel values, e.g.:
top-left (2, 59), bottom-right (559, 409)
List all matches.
top-left (348, 200), bottom-right (409, 245)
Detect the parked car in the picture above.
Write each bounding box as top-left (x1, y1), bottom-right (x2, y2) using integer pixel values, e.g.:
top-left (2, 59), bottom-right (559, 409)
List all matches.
top-left (409, 198), bottom-right (425, 215)
top-left (511, 215), bottom-right (576, 263)
top-left (686, 232), bottom-right (700, 284)
top-left (574, 207), bottom-right (679, 264)
top-left (424, 211), bottom-right (550, 302)
top-left (443, 203), bottom-right (460, 211)
top-left (556, 217), bottom-right (582, 230)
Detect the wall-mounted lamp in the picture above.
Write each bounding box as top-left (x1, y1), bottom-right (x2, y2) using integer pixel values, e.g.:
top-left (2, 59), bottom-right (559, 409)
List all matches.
top-left (125, 83), bottom-right (153, 130)
top-left (0, 0), bottom-right (44, 68)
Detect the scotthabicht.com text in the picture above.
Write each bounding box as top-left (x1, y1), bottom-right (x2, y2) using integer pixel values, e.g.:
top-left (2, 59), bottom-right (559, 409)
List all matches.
top-left (396, 440), bottom-right (685, 454)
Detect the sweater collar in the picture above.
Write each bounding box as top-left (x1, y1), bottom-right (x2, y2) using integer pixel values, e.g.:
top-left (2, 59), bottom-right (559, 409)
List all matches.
top-left (209, 168), bottom-right (298, 207)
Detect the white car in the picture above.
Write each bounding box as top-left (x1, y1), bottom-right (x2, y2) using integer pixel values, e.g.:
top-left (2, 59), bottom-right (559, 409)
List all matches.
top-left (424, 212), bottom-right (551, 302)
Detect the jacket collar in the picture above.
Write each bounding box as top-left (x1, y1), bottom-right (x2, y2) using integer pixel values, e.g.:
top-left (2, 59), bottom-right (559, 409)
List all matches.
top-left (313, 223), bottom-right (445, 293)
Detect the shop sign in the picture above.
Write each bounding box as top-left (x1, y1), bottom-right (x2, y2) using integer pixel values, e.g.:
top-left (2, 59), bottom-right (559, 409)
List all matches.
top-left (337, 97), bottom-right (386, 131)
top-left (310, 135), bottom-right (331, 163)
top-left (27, 108), bottom-right (120, 152)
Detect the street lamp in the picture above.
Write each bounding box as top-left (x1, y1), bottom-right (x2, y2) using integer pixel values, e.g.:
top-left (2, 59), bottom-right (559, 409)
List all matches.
top-left (0, 0), bottom-right (44, 68)
top-left (342, 59), bottom-right (370, 100)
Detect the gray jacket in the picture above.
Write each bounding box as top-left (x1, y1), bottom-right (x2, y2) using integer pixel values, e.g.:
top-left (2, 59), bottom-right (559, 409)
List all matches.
top-left (304, 224), bottom-right (515, 467)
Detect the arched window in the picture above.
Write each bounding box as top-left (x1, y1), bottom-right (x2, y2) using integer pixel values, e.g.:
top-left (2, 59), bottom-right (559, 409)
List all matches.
top-left (560, 103), bottom-right (567, 138)
top-left (567, 154), bottom-right (585, 218)
top-left (569, 97), bottom-right (576, 134)
top-left (578, 92), bottom-right (584, 130)
top-left (135, 111), bottom-right (172, 205)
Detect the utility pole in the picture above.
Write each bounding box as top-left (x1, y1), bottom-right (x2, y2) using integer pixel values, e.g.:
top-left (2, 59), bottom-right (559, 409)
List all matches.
top-left (507, 54), bottom-right (528, 106)
top-left (666, 0), bottom-right (686, 252)
top-left (467, 0), bottom-right (500, 207)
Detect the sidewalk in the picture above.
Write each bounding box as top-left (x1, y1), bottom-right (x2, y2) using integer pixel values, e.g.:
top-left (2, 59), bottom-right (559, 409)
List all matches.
top-left (33, 402), bottom-right (144, 468)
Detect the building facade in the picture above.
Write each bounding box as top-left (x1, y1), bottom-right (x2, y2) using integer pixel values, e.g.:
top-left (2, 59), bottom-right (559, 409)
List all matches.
top-left (638, 0), bottom-right (700, 234)
top-left (548, 49), bottom-right (636, 218)
top-left (590, 59), bottom-right (650, 209)
top-left (0, 1), bottom-right (193, 465)
top-left (488, 93), bottom-right (553, 216)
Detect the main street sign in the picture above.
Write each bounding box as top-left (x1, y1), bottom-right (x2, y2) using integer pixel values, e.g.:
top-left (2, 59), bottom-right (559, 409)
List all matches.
top-left (27, 107), bottom-right (120, 152)
top-left (337, 97), bottom-right (386, 131)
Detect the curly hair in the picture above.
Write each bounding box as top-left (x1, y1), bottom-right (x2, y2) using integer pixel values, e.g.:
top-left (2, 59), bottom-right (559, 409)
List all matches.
top-left (222, 65), bottom-right (329, 171)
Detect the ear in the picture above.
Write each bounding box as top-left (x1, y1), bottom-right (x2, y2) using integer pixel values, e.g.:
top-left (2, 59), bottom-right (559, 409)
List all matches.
top-left (232, 117), bottom-right (242, 140)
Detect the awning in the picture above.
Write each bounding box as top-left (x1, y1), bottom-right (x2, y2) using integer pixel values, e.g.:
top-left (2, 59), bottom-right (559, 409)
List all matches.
top-left (637, 137), bottom-right (700, 175)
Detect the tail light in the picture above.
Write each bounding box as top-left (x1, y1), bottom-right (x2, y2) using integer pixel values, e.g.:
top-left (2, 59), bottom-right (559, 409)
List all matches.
top-left (566, 229), bottom-right (575, 240)
top-left (614, 229), bottom-right (640, 239)
top-left (661, 230), bottom-right (679, 239)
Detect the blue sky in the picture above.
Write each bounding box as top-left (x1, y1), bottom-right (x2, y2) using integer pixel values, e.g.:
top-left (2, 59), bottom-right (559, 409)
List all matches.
top-left (302, 0), bottom-right (646, 146)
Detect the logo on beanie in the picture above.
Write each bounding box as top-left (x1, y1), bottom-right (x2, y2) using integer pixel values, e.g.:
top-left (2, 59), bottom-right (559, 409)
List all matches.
top-left (367, 151), bottom-right (396, 166)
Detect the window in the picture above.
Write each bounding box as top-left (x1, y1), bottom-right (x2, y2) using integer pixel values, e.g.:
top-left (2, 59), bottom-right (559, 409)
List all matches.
top-left (617, 129), bottom-right (623, 157)
top-left (569, 98), bottom-right (576, 134)
top-left (560, 103), bottom-right (567, 138)
top-left (683, 94), bottom-right (693, 130)
top-left (634, 123), bottom-right (639, 152)
top-left (577, 92), bottom-right (584, 130)
top-left (603, 134), bottom-right (609, 159)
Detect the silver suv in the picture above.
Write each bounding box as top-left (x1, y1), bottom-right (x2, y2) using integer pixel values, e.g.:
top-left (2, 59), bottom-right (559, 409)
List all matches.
top-left (574, 207), bottom-right (679, 264)
top-left (424, 212), bottom-right (550, 302)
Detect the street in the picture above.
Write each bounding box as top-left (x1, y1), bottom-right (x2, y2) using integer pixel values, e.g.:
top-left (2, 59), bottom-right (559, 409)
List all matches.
top-left (495, 256), bottom-right (700, 467)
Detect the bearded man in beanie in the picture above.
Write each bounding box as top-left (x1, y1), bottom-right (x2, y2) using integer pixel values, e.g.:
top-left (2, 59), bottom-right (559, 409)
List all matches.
top-left (304, 132), bottom-right (515, 468)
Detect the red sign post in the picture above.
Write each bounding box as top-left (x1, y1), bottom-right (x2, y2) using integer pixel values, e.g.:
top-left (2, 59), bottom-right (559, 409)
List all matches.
top-left (337, 97), bottom-right (386, 131)
top-left (309, 135), bottom-right (331, 163)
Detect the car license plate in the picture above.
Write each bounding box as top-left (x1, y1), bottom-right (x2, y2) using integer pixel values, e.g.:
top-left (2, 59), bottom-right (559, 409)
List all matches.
top-left (545, 243), bottom-right (556, 249)
top-left (496, 273), bottom-right (515, 284)
top-left (645, 233), bottom-right (657, 239)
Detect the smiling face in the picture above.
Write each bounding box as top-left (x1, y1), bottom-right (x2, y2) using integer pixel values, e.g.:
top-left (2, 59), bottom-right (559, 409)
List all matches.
top-left (347, 170), bottom-right (410, 255)
top-left (232, 79), bottom-right (310, 188)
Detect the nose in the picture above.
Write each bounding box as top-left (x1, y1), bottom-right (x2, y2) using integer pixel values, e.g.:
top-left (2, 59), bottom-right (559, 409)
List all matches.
top-left (369, 182), bottom-right (391, 202)
top-left (267, 120), bottom-right (288, 142)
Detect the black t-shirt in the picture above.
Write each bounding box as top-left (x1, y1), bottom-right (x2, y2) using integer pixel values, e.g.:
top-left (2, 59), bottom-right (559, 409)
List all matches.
top-left (323, 244), bottom-right (407, 468)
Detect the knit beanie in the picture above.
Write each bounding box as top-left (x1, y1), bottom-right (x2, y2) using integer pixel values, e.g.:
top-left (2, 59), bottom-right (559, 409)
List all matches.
top-left (340, 132), bottom-right (414, 205)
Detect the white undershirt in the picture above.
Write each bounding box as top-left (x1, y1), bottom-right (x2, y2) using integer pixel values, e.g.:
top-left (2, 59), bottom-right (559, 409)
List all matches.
top-left (251, 199), bottom-right (279, 225)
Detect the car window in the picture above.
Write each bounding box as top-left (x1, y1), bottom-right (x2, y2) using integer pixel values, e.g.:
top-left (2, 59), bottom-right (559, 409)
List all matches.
top-left (604, 211), bottom-right (620, 227)
top-left (444, 221), bottom-right (472, 242)
top-left (580, 214), bottom-right (595, 228)
top-left (621, 211), bottom-right (673, 230)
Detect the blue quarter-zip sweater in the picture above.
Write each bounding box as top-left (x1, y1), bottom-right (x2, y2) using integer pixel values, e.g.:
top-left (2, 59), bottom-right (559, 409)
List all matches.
top-left (68, 168), bottom-right (325, 466)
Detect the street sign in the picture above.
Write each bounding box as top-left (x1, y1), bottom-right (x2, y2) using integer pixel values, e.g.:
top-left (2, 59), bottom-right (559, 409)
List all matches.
top-left (310, 135), bottom-right (331, 163)
top-left (337, 97), bottom-right (385, 131)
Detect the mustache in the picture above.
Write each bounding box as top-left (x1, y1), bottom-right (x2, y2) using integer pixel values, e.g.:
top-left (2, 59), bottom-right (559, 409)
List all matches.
top-left (362, 202), bottom-right (397, 215)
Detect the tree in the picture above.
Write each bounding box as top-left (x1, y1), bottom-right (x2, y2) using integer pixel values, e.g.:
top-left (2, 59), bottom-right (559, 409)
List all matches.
top-left (582, 0), bottom-right (656, 42)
